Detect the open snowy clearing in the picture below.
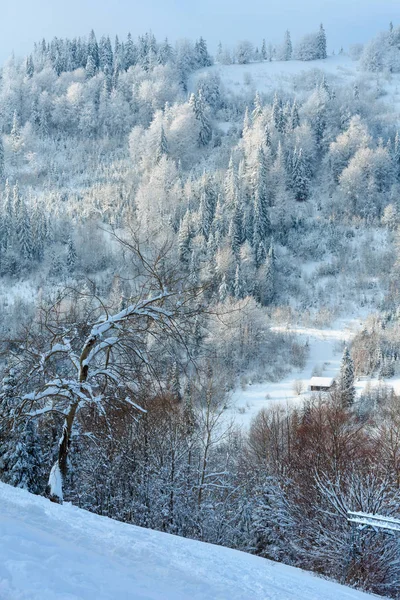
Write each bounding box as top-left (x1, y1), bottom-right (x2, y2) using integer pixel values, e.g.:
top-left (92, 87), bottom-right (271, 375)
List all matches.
top-left (230, 312), bottom-right (400, 428)
top-left (230, 315), bottom-right (362, 426)
top-left (197, 54), bottom-right (359, 95)
top-left (190, 54), bottom-right (400, 125)
top-left (0, 482), bottom-right (382, 600)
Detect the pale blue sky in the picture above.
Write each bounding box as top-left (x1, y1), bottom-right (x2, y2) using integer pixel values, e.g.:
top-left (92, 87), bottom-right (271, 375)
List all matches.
top-left (1, 0), bottom-right (400, 62)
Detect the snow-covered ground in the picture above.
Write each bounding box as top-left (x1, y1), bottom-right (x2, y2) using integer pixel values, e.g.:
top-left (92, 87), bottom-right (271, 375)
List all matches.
top-left (190, 53), bottom-right (400, 125)
top-left (231, 310), bottom-right (400, 427)
top-left (196, 54), bottom-right (359, 96)
top-left (0, 482), bottom-right (382, 600)
top-left (230, 315), bottom-right (363, 426)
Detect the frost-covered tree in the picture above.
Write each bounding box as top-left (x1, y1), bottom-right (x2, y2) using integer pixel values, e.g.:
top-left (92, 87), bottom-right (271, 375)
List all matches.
top-left (190, 91), bottom-right (212, 147)
top-left (290, 147), bottom-right (310, 202)
top-left (317, 24), bottom-right (327, 59)
top-left (338, 346), bottom-right (355, 406)
top-left (195, 37), bottom-right (212, 68)
top-left (278, 30), bottom-right (292, 61)
top-left (236, 41), bottom-right (254, 64)
top-left (67, 236), bottom-right (77, 272)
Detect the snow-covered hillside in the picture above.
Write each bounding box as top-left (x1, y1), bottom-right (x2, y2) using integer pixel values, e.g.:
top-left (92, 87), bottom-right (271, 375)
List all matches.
top-left (0, 482), bottom-right (380, 600)
top-left (190, 54), bottom-right (400, 118)
top-left (193, 55), bottom-right (359, 95)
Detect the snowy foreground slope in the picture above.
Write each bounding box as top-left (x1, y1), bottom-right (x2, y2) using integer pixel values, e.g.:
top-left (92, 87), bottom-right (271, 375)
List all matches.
top-left (0, 483), bottom-right (381, 600)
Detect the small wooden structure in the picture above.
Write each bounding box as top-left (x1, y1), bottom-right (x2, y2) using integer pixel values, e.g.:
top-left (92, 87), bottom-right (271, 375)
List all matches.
top-left (309, 376), bottom-right (334, 392)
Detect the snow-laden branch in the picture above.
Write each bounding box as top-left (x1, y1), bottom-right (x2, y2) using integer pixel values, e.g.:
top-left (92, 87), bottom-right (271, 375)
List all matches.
top-left (88, 291), bottom-right (174, 341)
top-left (39, 339), bottom-right (80, 372)
top-left (82, 337), bottom-right (119, 367)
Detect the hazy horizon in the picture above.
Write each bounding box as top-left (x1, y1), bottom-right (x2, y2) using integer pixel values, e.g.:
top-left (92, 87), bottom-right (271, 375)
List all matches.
top-left (1, 0), bottom-right (400, 63)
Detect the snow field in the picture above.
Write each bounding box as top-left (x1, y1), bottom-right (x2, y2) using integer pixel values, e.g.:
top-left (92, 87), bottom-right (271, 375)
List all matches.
top-left (0, 482), bottom-right (381, 600)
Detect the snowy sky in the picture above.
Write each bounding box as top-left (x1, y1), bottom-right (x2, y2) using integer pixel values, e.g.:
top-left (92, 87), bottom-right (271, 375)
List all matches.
top-left (1, 0), bottom-right (400, 62)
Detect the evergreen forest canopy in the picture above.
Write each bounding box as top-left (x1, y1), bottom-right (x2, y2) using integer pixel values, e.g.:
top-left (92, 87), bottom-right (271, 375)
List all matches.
top-left (1, 22), bottom-right (400, 598)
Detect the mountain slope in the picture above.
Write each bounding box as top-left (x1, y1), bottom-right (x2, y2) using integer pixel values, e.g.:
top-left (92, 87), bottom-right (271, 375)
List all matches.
top-left (0, 482), bottom-right (381, 600)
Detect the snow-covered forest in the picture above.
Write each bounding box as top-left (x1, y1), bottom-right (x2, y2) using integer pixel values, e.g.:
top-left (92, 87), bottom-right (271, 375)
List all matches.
top-left (2, 21), bottom-right (400, 598)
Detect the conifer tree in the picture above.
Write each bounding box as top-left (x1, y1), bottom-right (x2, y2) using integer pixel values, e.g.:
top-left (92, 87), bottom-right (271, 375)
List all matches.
top-left (195, 37), bottom-right (212, 68)
top-left (261, 39), bottom-right (267, 60)
top-left (156, 125), bottom-right (169, 163)
top-left (317, 24), bottom-right (327, 59)
top-left (338, 346), bottom-right (355, 407)
top-left (158, 38), bottom-right (173, 65)
top-left (282, 30), bottom-right (292, 61)
top-left (272, 94), bottom-right (285, 133)
top-left (291, 147), bottom-right (310, 202)
top-left (178, 211), bottom-right (192, 263)
top-left (11, 112), bottom-right (23, 165)
top-left (199, 181), bottom-right (215, 241)
top-left (18, 198), bottom-right (33, 261)
top-left (25, 55), bottom-right (34, 78)
top-left (191, 91), bottom-right (212, 146)
top-left (234, 263), bottom-right (244, 299)
top-left (4, 421), bottom-right (43, 493)
top-left (125, 33), bottom-right (137, 69)
top-left (264, 244), bottom-right (275, 304)
top-left (99, 35), bottom-right (113, 72)
top-left (218, 273), bottom-right (229, 302)
top-left (85, 54), bottom-right (97, 78)
top-left (87, 29), bottom-right (99, 69)
top-left (31, 204), bottom-right (46, 261)
top-left (225, 156), bottom-right (238, 208)
top-left (213, 195), bottom-right (227, 237)
top-left (290, 101), bottom-right (300, 129)
top-left (67, 236), bottom-right (77, 272)
top-left (252, 92), bottom-right (263, 122)
top-left (243, 107), bottom-right (251, 136)
top-left (230, 197), bottom-right (244, 255)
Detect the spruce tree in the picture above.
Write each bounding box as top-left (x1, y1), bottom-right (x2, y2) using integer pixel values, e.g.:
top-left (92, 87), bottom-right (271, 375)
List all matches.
top-left (85, 54), bottom-right (97, 78)
top-left (87, 29), bottom-right (99, 69)
top-left (67, 236), bottom-right (77, 272)
top-left (4, 421), bottom-right (43, 493)
top-left (264, 244), bottom-right (275, 304)
top-left (195, 37), bottom-right (212, 68)
top-left (199, 177), bottom-right (216, 241)
top-left (282, 30), bottom-right (292, 61)
top-left (291, 147), bottom-right (310, 202)
top-left (252, 92), bottom-right (263, 122)
top-left (225, 156), bottom-right (238, 208)
top-left (18, 199), bottom-right (33, 261)
top-left (290, 101), bottom-right (300, 130)
top-left (178, 211), bottom-right (192, 263)
top-left (317, 24), bottom-right (327, 60)
top-left (261, 39), bottom-right (267, 61)
top-left (191, 91), bottom-right (212, 146)
top-left (11, 112), bottom-right (23, 165)
top-left (219, 274), bottom-right (229, 302)
top-left (272, 93), bottom-right (285, 133)
top-left (230, 197), bottom-right (244, 255)
top-left (156, 125), bottom-right (169, 163)
top-left (125, 33), bottom-right (137, 69)
top-left (339, 346), bottom-right (356, 406)
top-left (234, 263), bottom-right (244, 299)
